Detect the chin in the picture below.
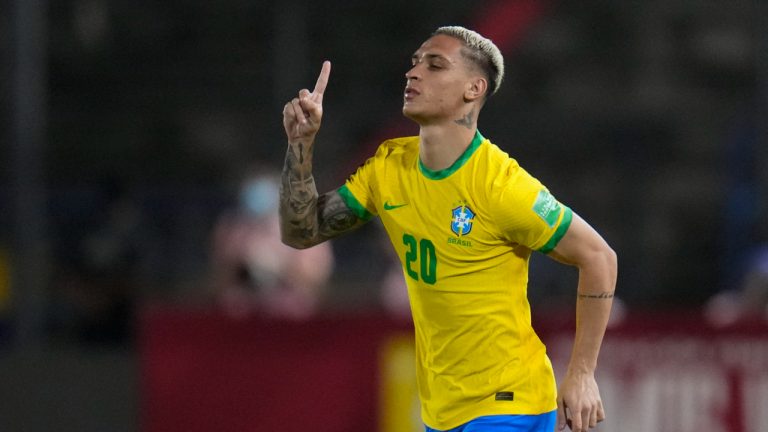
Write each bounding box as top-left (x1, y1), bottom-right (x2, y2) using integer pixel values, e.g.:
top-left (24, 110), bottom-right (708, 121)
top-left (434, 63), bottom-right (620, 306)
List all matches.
top-left (402, 105), bottom-right (422, 122)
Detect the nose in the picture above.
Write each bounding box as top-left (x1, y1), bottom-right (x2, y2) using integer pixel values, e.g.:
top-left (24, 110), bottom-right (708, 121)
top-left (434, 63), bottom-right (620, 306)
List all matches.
top-left (405, 64), bottom-right (420, 81)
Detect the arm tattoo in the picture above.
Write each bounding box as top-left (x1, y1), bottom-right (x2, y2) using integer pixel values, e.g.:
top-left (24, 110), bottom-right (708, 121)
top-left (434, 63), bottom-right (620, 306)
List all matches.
top-left (453, 108), bottom-right (476, 129)
top-left (317, 193), bottom-right (361, 237)
top-left (577, 291), bottom-right (615, 300)
top-left (279, 140), bottom-right (366, 247)
top-left (280, 141), bottom-right (319, 245)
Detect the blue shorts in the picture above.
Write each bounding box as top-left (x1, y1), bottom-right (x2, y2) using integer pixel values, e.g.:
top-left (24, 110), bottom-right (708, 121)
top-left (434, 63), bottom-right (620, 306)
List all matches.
top-left (425, 411), bottom-right (557, 432)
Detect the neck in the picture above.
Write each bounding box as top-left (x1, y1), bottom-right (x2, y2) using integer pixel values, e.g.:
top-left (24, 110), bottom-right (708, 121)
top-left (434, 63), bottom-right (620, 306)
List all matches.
top-left (419, 122), bottom-right (477, 172)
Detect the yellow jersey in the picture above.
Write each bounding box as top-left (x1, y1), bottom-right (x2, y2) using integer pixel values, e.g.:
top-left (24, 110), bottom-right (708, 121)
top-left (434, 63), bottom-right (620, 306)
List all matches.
top-left (339, 131), bottom-right (572, 430)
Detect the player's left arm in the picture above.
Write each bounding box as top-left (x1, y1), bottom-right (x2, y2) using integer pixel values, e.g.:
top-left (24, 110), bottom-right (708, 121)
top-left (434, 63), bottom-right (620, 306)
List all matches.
top-left (546, 212), bottom-right (617, 432)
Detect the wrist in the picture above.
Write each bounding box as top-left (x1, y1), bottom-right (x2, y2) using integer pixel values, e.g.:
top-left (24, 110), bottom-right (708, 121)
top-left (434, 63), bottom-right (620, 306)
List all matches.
top-left (288, 135), bottom-right (316, 147)
top-left (566, 358), bottom-right (597, 375)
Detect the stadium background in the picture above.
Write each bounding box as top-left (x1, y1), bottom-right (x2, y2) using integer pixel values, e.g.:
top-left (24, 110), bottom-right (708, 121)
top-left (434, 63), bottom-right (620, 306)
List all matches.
top-left (0, 0), bottom-right (766, 431)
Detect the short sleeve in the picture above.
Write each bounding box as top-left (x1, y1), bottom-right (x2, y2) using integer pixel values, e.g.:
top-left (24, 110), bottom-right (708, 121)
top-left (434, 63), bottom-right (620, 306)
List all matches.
top-left (492, 162), bottom-right (572, 253)
top-left (338, 151), bottom-right (380, 221)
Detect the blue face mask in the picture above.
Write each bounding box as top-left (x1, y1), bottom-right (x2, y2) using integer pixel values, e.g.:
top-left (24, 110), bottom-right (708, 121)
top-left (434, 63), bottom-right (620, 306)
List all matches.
top-left (240, 178), bottom-right (278, 217)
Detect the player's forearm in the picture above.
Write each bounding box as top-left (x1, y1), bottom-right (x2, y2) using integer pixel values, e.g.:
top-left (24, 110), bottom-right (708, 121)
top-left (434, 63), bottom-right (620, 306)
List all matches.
top-left (279, 139), bottom-right (321, 249)
top-left (567, 247), bottom-right (617, 374)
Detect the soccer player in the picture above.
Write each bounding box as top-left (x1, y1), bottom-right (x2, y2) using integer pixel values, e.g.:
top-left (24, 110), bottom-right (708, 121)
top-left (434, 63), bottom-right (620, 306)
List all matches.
top-left (279, 26), bottom-right (617, 432)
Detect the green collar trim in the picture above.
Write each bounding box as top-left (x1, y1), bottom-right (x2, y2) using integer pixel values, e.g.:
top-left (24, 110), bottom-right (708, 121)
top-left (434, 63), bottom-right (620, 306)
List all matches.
top-left (418, 130), bottom-right (485, 180)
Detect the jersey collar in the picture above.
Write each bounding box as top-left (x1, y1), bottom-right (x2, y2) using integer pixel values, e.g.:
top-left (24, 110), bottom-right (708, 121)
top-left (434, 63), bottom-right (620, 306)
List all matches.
top-left (418, 130), bottom-right (485, 180)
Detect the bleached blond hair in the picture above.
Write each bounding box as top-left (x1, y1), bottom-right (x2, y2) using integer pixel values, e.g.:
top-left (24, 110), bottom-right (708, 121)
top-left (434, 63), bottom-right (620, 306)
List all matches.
top-left (434, 26), bottom-right (505, 97)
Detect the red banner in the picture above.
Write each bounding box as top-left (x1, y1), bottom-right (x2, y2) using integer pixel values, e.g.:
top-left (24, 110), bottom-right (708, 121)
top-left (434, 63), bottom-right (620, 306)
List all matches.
top-left (139, 307), bottom-right (768, 432)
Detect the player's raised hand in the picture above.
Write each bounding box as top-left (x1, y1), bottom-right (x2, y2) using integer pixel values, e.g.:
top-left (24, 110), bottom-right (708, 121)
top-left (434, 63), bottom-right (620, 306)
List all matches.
top-left (282, 61), bottom-right (331, 143)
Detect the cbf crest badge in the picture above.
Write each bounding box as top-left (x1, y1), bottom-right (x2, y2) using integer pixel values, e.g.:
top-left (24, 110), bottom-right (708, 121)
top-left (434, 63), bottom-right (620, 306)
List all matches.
top-left (451, 205), bottom-right (475, 236)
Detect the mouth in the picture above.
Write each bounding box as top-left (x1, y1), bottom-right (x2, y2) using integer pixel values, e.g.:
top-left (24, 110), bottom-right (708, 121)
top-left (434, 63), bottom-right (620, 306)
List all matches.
top-left (404, 87), bottom-right (420, 101)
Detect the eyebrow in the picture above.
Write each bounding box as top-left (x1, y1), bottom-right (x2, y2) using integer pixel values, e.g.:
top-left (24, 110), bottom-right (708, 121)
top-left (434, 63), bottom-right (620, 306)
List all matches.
top-left (411, 53), bottom-right (451, 63)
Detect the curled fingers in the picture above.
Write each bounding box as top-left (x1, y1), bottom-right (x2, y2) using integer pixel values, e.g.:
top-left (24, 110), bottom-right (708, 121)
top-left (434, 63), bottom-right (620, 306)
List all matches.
top-left (291, 97), bottom-right (308, 124)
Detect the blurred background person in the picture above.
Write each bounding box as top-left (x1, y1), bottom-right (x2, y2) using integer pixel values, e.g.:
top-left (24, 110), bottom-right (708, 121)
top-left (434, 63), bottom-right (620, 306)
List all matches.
top-left (740, 246), bottom-right (768, 317)
top-left (706, 245), bottom-right (768, 325)
top-left (208, 170), bottom-right (334, 319)
top-left (47, 178), bottom-right (145, 346)
top-left (705, 100), bottom-right (768, 326)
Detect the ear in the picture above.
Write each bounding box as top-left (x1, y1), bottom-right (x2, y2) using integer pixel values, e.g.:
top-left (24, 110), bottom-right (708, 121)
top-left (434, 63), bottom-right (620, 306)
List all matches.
top-left (464, 76), bottom-right (488, 102)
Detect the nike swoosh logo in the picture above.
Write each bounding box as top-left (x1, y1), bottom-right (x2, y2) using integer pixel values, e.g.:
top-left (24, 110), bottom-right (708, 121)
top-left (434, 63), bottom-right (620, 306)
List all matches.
top-left (383, 201), bottom-right (408, 210)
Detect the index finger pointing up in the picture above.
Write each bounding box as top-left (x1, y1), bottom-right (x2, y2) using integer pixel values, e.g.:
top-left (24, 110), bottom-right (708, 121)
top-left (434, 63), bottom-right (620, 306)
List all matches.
top-left (312, 60), bottom-right (331, 102)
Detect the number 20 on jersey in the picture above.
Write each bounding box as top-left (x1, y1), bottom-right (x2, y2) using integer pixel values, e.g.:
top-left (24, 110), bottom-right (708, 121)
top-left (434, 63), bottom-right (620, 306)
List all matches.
top-left (403, 234), bottom-right (437, 285)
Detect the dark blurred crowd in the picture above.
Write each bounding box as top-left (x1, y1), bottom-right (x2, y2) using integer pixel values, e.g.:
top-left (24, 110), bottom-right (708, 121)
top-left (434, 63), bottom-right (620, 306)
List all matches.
top-left (1, 0), bottom-right (766, 347)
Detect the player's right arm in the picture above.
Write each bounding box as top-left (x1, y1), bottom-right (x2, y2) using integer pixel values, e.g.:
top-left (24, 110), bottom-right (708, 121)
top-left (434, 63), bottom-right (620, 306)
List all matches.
top-left (279, 61), bottom-right (368, 249)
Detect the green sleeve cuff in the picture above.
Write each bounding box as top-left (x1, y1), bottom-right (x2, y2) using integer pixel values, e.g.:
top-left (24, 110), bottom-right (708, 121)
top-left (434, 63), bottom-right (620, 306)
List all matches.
top-left (337, 185), bottom-right (374, 221)
top-left (538, 207), bottom-right (573, 254)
